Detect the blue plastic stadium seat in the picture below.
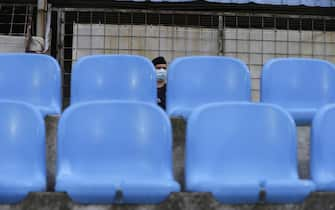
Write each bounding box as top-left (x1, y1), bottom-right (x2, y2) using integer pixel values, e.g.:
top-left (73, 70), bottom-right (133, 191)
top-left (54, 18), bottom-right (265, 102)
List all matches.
top-left (311, 104), bottom-right (335, 191)
top-left (56, 101), bottom-right (180, 204)
top-left (71, 55), bottom-right (157, 105)
top-left (186, 103), bottom-right (314, 204)
top-left (166, 56), bottom-right (251, 119)
top-left (261, 58), bottom-right (335, 125)
top-left (0, 53), bottom-right (62, 117)
top-left (0, 101), bottom-right (46, 203)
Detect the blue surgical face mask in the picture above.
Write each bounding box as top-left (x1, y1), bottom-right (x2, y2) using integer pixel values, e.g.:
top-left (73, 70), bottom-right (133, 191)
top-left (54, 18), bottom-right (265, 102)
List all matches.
top-left (156, 68), bottom-right (167, 81)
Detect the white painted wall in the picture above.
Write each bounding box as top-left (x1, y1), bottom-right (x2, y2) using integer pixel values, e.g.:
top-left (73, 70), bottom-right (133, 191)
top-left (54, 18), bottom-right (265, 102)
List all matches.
top-left (0, 35), bottom-right (44, 53)
top-left (72, 24), bottom-right (219, 63)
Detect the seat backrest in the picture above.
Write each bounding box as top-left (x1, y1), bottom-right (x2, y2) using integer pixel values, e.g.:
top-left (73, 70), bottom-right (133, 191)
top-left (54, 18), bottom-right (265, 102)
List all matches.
top-left (167, 56), bottom-right (251, 117)
top-left (261, 58), bottom-right (335, 109)
top-left (57, 101), bottom-right (174, 180)
top-left (186, 103), bottom-right (298, 185)
top-left (311, 104), bottom-right (335, 184)
top-left (0, 101), bottom-right (45, 177)
top-left (0, 53), bottom-right (61, 116)
top-left (71, 55), bottom-right (156, 105)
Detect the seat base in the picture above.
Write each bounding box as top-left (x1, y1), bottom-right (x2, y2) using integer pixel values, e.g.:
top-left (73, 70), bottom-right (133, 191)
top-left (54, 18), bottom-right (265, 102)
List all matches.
top-left (186, 179), bottom-right (314, 204)
top-left (56, 177), bottom-right (180, 204)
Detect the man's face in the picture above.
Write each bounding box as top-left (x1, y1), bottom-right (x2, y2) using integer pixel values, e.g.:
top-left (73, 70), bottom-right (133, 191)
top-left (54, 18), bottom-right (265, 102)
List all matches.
top-left (155, 63), bottom-right (167, 87)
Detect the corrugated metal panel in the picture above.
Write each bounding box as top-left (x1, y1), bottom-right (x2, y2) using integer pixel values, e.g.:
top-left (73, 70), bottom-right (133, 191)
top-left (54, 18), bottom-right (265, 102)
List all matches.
top-left (206, 0), bottom-right (335, 7)
top-left (122, 0), bottom-right (335, 7)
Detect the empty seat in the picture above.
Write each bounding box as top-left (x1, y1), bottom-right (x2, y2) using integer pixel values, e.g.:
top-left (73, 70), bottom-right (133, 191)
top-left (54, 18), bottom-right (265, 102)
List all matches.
top-left (186, 103), bottom-right (314, 204)
top-left (0, 101), bottom-right (46, 203)
top-left (0, 53), bottom-right (61, 116)
top-left (166, 56), bottom-right (251, 119)
top-left (56, 101), bottom-right (180, 204)
top-left (71, 55), bottom-right (157, 105)
top-left (311, 104), bottom-right (335, 191)
top-left (261, 58), bottom-right (335, 125)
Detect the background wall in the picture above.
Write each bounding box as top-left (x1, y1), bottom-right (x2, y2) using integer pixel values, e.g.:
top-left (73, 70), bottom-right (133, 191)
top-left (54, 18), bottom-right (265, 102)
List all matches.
top-left (70, 20), bottom-right (335, 101)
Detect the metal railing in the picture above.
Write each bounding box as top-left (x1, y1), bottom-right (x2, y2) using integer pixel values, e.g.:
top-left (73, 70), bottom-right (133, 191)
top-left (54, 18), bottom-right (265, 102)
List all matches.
top-left (53, 8), bottom-right (335, 101)
top-left (0, 3), bottom-right (35, 36)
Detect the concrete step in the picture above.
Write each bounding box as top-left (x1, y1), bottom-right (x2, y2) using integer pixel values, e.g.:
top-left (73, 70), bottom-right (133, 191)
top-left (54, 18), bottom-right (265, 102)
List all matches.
top-left (45, 116), bottom-right (59, 191)
top-left (0, 192), bottom-right (333, 210)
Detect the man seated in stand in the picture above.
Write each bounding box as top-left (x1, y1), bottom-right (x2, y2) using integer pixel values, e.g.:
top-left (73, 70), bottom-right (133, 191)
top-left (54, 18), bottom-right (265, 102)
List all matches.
top-left (152, 56), bottom-right (168, 110)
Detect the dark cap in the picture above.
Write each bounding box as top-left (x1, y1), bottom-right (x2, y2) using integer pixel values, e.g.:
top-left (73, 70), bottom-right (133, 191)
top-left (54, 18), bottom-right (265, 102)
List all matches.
top-left (152, 56), bottom-right (167, 66)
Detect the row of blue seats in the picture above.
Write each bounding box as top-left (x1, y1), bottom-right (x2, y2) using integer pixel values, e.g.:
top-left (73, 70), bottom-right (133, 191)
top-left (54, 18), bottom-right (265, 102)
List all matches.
top-left (1, 53), bottom-right (335, 125)
top-left (1, 100), bottom-right (335, 204)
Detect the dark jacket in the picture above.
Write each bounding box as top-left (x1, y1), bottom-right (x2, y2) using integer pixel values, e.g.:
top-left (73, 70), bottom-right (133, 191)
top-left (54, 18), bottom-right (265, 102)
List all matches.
top-left (157, 84), bottom-right (166, 110)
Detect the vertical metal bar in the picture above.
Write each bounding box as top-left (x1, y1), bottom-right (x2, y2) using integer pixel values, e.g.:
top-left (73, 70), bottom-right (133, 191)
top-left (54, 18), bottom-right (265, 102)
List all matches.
top-left (274, 17), bottom-right (277, 58)
top-left (235, 16), bottom-right (238, 57)
top-left (261, 16), bottom-right (264, 65)
top-left (172, 13), bottom-right (175, 59)
top-left (130, 12), bottom-right (136, 54)
top-left (323, 18), bottom-right (326, 59)
top-left (198, 14), bottom-right (201, 55)
top-left (312, 18), bottom-right (314, 58)
top-left (56, 9), bottom-right (62, 62)
top-left (223, 14), bottom-right (226, 56)
top-left (247, 14), bottom-right (251, 69)
top-left (61, 11), bottom-right (65, 82)
top-left (76, 11), bottom-right (79, 62)
top-left (23, 5), bottom-right (29, 35)
top-left (144, 12), bottom-right (147, 57)
top-left (117, 12), bottom-right (120, 53)
top-left (56, 9), bottom-right (65, 105)
top-left (286, 18), bottom-right (289, 57)
top-left (130, 12), bottom-right (133, 54)
top-left (89, 10), bottom-right (93, 55)
top-left (184, 15), bottom-right (187, 56)
top-left (212, 15), bottom-right (217, 56)
top-left (24, 6), bottom-right (33, 52)
top-left (103, 11), bottom-right (106, 54)
top-left (218, 15), bottom-right (224, 55)
top-left (260, 15), bottom-right (264, 103)
top-left (158, 13), bottom-right (161, 55)
top-left (43, 4), bottom-right (52, 53)
top-left (9, 4), bottom-right (15, 35)
top-left (57, 9), bottom-right (65, 70)
top-left (37, 0), bottom-right (47, 37)
top-left (299, 17), bottom-right (302, 56)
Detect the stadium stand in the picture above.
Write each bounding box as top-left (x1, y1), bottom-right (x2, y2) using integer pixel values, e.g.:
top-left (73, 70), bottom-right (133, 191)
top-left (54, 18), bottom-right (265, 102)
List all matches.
top-left (185, 103), bottom-right (314, 203)
top-left (167, 56), bottom-right (251, 119)
top-left (0, 101), bottom-right (46, 203)
top-left (70, 55), bottom-right (157, 105)
top-left (1, 0), bottom-right (335, 208)
top-left (0, 53), bottom-right (62, 117)
top-left (311, 104), bottom-right (335, 191)
top-left (261, 58), bottom-right (335, 125)
top-left (56, 101), bottom-right (180, 203)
